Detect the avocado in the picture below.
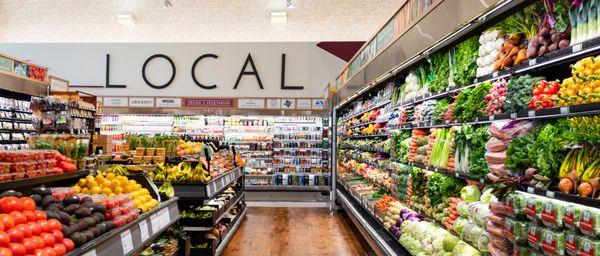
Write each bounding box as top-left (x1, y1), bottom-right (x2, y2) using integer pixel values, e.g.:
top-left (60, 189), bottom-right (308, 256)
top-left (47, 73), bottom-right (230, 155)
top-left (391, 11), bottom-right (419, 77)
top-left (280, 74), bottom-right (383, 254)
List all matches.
top-left (90, 203), bottom-right (106, 214)
top-left (0, 190), bottom-right (23, 198)
top-left (91, 212), bottom-right (105, 223)
top-left (57, 211), bottom-right (71, 225)
top-left (35, 206), bottom-right (43, 211)
top-left (30, 194), bottom-right (42, 206)
top-left (62, 195), bottom-right (81, 206)
top-left (69, 232), bottom-right (87, 246)
top-left (45, 210), bottom-right (60, 221)
top-left (95, 223), bottom-right (107, 233)
top-left (82, 217), bottom-right (96, 227)
top-left (68, 223), bottom-right (80, 233)
top-left (45, 203), bottom-right (63, 212)
top-left (63, 204), bottom-right (79, 214)
top-left (103, 221), bottom-right (115, 230)
top-left (32, 186), bottom-right (52, 196)
top-left (80, 196), bottom-right (93, 205)
top-left (88, 227), bottom-right (101, 237)
top-left (75, 207), bottom-right (92, 218)
top-left (41, 195), bottom-right (56, 208)
top-left (62, 224), bottom-right (72, 236)
top-left (82, 230), bottom-right (94, 241)
top-left (76, 219), bottom-right (89, 230)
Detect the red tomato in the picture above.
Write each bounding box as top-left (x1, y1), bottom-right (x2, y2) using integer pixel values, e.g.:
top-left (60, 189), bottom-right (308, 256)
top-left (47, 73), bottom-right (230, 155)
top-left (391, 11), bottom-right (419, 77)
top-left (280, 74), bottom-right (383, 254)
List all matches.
top-left (21, 211), bottom-right (36, 223)
top-left (0, 230), bottom-right (9, 246)
top-left (26, 223), bottom-right (41, 236)
top-left (7, 228), bottom-right (23, 242)
top-left (37, 222), bottom-right (51, 234)
top-left (33, 212), bottom-right (45, 221)
top-left (49, 231), bottom-right (61, 243)
top-left (9, 243), bottom-right (26, 256)
top-left (39, 234), bottom-right (54, 247)
top-left (34, 249), bottom-right (48, 256)
top-left (42, 248), bottom-right (55, 256)
top-left (60, 239), bottom-right (73, 252)
top-left (0, 214), bottom-right (15, 229)
top-left (14, 225), bottom-right (30, 239)
top-left (51, 244), bottom-right (64, 256)
top-left (0, 197), bottom-right (20, 213)
top-left (18, 199), bottom-right (35, 212)
top-left (8, 212), bottom-right (26, 226)
top-left (0, 247), bottom-right (11, 256)
top-left (22, 238), bottom-right (36, 254)
top-left (0, 221), bottom-right (4, 231)
top-left (30, 236), bottom-right (44, 249)
top-left (46, 221), bottom-right (60, 232)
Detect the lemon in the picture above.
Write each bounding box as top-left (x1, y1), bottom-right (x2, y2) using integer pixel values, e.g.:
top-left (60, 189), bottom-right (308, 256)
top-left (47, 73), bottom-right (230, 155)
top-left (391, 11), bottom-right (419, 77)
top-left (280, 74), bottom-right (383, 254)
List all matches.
top-left (78, 178), bottom-right (87, 187)
top-left (102, 180), bottom-right (111, 188)
top-left (90, 187), bottom-right (101, 194)
top-left (73, 185), bottom-right (81, 193)
top-left (109, 193), bottom-right (116, 197)
top-left (101, 187), bottom-right (112, 194)
top-left (128, 180), bottom-right (137, 186)
top-left (81, 187), bottom-right (89, 193)
top-left (115, 187), bottom-right (124, 194)
top-left (110, 180), bottom-right (121, 189)
top-left (124, 185), bottom-right (134, 193)
top-left (87, 181), bottom-right (98, 189)
top-left (140, 188), bottom-right (150, 195)
top-left (106, 173), bottom-right (116, 180)
top-left (134, 184), bottom-right (142, 190)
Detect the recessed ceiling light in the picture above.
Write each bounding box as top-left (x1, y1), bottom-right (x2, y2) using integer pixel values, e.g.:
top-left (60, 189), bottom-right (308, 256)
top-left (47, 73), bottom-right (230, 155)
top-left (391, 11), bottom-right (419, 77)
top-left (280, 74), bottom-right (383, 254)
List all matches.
top-left (117, 14), bottom-right (135, 25)
top-left (271, 11), bottom-right (287, 23)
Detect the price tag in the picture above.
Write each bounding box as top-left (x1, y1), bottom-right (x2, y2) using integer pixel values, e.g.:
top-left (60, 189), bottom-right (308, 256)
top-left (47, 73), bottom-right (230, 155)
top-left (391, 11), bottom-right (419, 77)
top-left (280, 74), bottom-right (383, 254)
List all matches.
top-left (493, 71), bottom-right (499, 78)
top-left (150, 213), bottom-right (159, 233)
top-left (139, 220), bottom-right (150, 241)
top-left (572, 43), bottom-right (583, 53)
top-left (527, 187), bottom-right (535, 193)
top-left (159, 208), bottom-right (170, 228)
top-left (453, 119), bottom-right (458, 124)
top-left (546, 190), bottom-right (555, 198)
top-left (455, 173), bottom-right (459, 178)
top-left (82, 249), bottom-right (97, 256)
top-left (220, 178), bottom-right (225, 187)
top-left (211, 183), bottom-right (217, 194)
top-left (560, 107), bottom-right (570, 115)
top-left (445, 120), bottom-right (450, 124)
top-left (445, 87), bottom-right (450, 92)
top-left (528, 110), bottom-right (535, 117)
top-left (529, 59), bottom-right (537, 66)
top-left (434, 168), bottom-right (439, 172)
top-left (479, 178), bottom-right (485, 184)
top-left (120, 230), bottom-right (134, 254)
top-left (510, 113), bottom-right (517, 119)
top-left (489, 115), bottom-right (495, 121)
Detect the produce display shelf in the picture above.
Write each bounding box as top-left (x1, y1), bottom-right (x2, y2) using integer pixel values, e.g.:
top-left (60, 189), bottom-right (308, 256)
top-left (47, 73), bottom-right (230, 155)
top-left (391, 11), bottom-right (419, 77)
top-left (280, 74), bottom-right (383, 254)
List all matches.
top-left (156, 167), bottom-right (243, 199)
top-left (272, 139), bottom-right (323, 142)
top-left (336, 182), bottom-right (409, 256)
top-left (213, 207), bottom-right (247, 256)
top-left (515, 185), bottom-right (600, 209)
top-left (0, 129), bottom-right (36, 133)
top-left (244, 174), bottom-right (273, 178)
top-left (405, 162), bottom-right (490, 185)
top-left (67, 197), bottom-right (180, 256)
top-left (181, 191), bottom-right (245, 230)
top-left (339, 145), bottom-right (390, 154)
top-left (0, 170), bottom-right (89, 190)
top-left (272, 164), bottom-right (323, 168)
top-left (0, 117), bottom-right (32, 123)
top-left (273, 155), bottom-right (317, 159)
top-left (389, 37), bottom-right (600, 111)
top-left (274, 148), bottom-right (322, 150)
top-left (342, 100), bottom-right (391, 123)
top-left (245, 185), bottom-right (329, 192)
top-left (341, 154), bottom-right (389, 171)
top-left (346, 119), bottom-right (389, 129)
top-left (390, 102), bottom-right (600, 131)
top-left (0, 140), bottom-right (27, 144)
top-left (71, 115), bottom-right (95, 120)
top-left (346, 134), bottom-right (389, 139)
top-left (243, 166), bottom-right (271, 169)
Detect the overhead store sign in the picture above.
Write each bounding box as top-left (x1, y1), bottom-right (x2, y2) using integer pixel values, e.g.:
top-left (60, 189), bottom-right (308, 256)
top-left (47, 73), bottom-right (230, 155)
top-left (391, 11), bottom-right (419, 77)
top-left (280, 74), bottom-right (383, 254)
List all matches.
top-left (129, 97), bottom-right (154, 107)
top-left (103, 97), bottom-right (128, 107)
top-left (155, 98), bottom-right (181, 108)
top-left (0, 43), bottom-right (345, 98)
top-left (238, 98), bottom-right (265, 109)
top-left (182, 98), bottom-right (234, 108)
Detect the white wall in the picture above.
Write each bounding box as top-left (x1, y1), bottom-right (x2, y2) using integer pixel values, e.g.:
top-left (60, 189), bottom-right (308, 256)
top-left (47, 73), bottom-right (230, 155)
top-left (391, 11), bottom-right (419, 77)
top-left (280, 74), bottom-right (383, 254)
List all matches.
top-left (0, 43), bottom-right (345, 98)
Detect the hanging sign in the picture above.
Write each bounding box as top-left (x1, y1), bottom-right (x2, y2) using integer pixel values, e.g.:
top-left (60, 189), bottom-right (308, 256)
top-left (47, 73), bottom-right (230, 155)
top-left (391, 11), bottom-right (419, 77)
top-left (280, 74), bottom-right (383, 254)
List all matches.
top-left (103, 97), bottom-right (128, 107)
top-left (129, 97), bottom-right (155, 107)
top-left (267, 99), bottom-right (281, 109)
top-left (0, 56), bottom-right (14, 73)
top-left (312, 99), bottom-right (325, 109)
top-left (238, 98), bottom-right (265, 109)
top-left (183, 98), bottom-right (234, 108)
top-left (155, 98), bottom-right (181, 107)
top-left (296, 99), bottom-right (312, 109)
top-left (281, 99), bottom-right (295, 109)
top-left (49, 76), bottom-right (69, 92)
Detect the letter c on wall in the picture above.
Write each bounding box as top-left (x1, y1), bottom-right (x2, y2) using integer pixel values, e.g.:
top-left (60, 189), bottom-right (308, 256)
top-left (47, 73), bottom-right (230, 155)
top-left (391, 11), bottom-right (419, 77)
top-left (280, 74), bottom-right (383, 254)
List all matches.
top-left (191, 54), bottom-right (218, 89)
top-left (142, 54), bottom-right (176, 89)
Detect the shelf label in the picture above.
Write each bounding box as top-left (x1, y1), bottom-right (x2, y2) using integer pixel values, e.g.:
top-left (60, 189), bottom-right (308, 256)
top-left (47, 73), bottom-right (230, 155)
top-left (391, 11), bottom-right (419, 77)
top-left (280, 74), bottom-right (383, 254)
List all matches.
top-left (120, 229), bottom-right (134, 254)
top-left (81, 249), bottom-right (97, 256)
top-left (139, 220), bottom-right (150, 241)
top-left (529, 59), bottom-right (537, 66)
top-left (479, 178), bottom-right (485, 183)
top-left (489, 115), bottom-right (495, 121)
top-left (528, 110), bottom-right (535, 117)
top-left (445, 120), bottom-right (450, 124)
top-left (527, 187), bottom-right (535, 193)
top-left (158, 208), bottom-right (170, 228)
top-left (546, 190), bottom-right (555, 198)
top-left (493, 71), bottom-right (499, 78)
top-left (150, 213), bottom-right (159, 233)
top-left (510, 113), bottom-right (517, 119)
top-left (560, 107), bottom-right (570, 115)
top-left (572, 44), bottom-right (583, 53)
top-left (455, 173), bottom-right (459, 178)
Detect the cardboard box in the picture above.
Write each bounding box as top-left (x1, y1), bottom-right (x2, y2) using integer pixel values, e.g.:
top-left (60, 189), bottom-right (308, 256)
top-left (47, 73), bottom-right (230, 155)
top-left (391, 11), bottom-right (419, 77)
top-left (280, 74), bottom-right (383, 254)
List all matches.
top-left (93, 134), bottom-right (113, 144)
top-left (93, 143), bottom-right (113, 153)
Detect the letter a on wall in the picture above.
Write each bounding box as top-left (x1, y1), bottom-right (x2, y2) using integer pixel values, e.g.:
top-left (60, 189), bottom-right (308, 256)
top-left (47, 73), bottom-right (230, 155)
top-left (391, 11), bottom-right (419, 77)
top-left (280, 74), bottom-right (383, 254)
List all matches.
top-left (234, 53), bottom-right (264, 89)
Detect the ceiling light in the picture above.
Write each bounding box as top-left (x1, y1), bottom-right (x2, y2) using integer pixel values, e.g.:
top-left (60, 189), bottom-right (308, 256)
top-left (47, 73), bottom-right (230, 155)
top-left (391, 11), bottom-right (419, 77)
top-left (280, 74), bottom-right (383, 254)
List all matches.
top-left (161, 0), bottom-right (172, 8)
top-left (117, 14), bottom-right (135, 25)
top-left (271, 11), bottom-right (287, 23)
top-left (285, 0), bottom-right (294, 9)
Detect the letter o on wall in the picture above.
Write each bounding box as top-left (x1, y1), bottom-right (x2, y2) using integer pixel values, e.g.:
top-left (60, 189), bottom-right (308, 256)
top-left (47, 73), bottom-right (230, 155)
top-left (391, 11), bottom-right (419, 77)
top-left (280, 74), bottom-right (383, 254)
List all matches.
top-left (142, 54), bottom-right (176, 89)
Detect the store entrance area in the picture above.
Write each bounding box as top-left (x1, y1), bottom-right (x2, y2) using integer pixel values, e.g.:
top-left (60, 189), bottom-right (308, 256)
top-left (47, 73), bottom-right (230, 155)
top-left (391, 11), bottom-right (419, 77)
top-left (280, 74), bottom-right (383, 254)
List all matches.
top-left (222, 207), bottom-right (371, 256)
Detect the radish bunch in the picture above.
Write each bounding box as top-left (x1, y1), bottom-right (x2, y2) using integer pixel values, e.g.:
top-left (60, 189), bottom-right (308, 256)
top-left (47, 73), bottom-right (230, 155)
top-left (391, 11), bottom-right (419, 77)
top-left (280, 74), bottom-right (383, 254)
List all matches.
top-left (484, 78), bottom-right (508, 115)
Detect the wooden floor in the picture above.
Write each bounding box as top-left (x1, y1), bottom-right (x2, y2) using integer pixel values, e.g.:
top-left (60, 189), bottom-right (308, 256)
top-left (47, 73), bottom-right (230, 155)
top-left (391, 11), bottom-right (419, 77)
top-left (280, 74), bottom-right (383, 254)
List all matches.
top-left (222, 207), bottom-right (370, 256)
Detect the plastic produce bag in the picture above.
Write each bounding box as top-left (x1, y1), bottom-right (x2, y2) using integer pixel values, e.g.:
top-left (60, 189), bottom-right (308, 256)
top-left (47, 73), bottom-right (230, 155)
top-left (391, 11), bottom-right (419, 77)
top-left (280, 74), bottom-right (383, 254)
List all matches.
top-left (485, 150), bottom-right (507, 164)
top-left (453, 217), bottom-right (468, 236)
top-left (461, 185), bottom-right (481, 204)
top-left (510, 193), bottom-right (527, 217)
top-left (541, 200), bottom-right (565, 229)
top-left (487, 213), bottom-right (505, 227)
top-left (578, 236), bottom-right (600, 256)
top-left (527, 225), bottom-right (542, 250)
top-left (457, 202), bottom-right (469, 216)
top-left (579, 208), bottom-right (600, 237)
top-left (476, 232), bottom-right (490, 252)
top-left (526, 196), bottom-right (545, 222)
top-left (490, 201), bottom-right (511, 217)
top-left (488, 120), bottom-right (535, 140)
top-left (488, 232), bottom-right (512, 253)
top-left (506, 219), bottom-right (528, 244)
top-left (485, 137), bottom-right (509, 152)
top-left (540, 229), bottom-right (565, 256)
top-left (565, 232), bottom-right (580, 256)
top-left (564, 205), bottom-right (581, 230)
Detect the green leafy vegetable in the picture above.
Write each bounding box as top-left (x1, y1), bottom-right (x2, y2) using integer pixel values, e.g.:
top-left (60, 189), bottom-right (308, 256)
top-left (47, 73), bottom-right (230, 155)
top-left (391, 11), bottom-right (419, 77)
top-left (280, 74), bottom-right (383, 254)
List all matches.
top-left (425, 173), bottom-right (464, 206)
top-left (505, 75), bottom-right (544, 113)
top-left (429, 51), bottom-right (450, 92)
top-left (454, 82), bottom-right (492, 122)
top-left (452, 36), bottom-right (479, 86)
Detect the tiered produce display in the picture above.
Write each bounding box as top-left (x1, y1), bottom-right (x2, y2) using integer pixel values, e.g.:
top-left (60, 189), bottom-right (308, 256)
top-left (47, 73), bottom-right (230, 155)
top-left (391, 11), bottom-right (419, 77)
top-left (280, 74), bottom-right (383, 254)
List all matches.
top-left (336, 1), bottom-right (600, 256)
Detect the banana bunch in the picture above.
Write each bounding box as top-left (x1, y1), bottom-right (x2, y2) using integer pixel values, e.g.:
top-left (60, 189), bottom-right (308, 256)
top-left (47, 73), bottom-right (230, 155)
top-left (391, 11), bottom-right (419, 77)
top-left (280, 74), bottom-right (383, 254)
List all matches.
top-left (151, 161), bottom-right (212, 183)
top-left (124, 165), bottom-right (144, 172)
top-left (158, 181), bottom-right (175, 198)
top-left (192, 163), bottom-right (211, 183)
top-left (98, 164), bottom-right (129, 176)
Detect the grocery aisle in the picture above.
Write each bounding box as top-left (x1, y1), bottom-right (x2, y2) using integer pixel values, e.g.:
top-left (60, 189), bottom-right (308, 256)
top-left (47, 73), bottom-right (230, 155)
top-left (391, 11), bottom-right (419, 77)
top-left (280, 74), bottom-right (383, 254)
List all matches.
top-left (222, 207), bottom-right (371, 256)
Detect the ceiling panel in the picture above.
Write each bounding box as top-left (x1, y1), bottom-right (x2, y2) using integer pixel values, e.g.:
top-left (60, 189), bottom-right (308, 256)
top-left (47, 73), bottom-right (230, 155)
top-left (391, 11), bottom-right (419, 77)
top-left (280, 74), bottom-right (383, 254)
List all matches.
top-left (0, 0), bottom-right (400, 42)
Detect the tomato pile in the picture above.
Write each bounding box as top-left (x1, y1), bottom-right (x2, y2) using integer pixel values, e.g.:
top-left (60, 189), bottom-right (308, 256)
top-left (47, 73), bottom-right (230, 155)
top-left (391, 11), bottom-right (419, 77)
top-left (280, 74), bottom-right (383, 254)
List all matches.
top-left (0, 151), bottom-right (77, 182)
top-left (0, 196), bottom-right (73, 256)
top-left (529, 80), bottom-right (560, 110)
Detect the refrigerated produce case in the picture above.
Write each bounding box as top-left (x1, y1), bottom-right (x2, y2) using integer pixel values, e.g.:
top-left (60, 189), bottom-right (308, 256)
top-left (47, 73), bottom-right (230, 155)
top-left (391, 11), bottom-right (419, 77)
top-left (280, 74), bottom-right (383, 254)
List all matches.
top-left (333, 0), bottom-right (600, 255)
